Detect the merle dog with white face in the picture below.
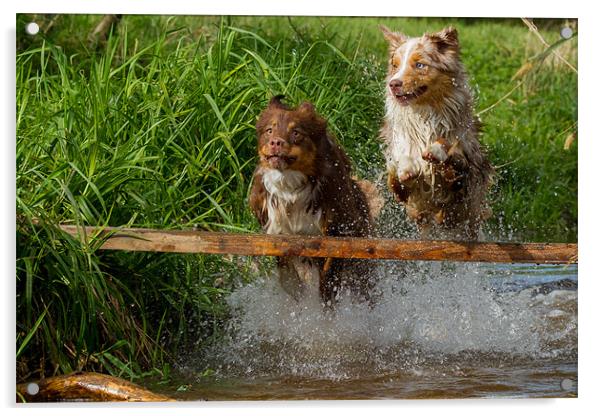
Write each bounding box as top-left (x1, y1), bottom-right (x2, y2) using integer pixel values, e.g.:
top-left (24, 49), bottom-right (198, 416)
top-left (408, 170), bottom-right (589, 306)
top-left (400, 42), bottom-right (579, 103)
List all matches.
top-left (379, 25), bottom-right (494, 240)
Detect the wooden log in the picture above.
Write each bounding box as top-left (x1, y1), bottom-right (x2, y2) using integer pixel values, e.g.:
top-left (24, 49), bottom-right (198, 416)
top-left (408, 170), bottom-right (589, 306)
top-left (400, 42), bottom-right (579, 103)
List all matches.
top-left (16, 372), bottom-right (174, 402)
top-left (57, 224), bottom-right (577, 264)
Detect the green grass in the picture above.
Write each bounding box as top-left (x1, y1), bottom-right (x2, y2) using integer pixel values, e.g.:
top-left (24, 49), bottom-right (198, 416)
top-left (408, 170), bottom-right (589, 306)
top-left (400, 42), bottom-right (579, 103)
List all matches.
top-left (16, 15), bottom-right (577, 381)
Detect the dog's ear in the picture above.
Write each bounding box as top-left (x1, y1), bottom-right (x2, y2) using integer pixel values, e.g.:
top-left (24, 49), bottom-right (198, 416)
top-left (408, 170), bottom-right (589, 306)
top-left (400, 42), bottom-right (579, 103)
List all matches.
top-left (268, 94), bottom-right (289, 110)
top-left (297, 102), bottom-right (327, 137)
top-left (379, 25), bottom-right (407, 52)
top-left (426, 26), bottom-right (459, 54)
top-left (298, 101), bottom-right (316, 115)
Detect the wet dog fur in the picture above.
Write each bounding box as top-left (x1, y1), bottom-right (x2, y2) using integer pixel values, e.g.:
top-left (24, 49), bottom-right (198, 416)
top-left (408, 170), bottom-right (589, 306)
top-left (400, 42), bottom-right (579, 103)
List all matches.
top-left (249, 96), bottom-right (382, 305)
top-left (380, 26), bottom-right (494, 240)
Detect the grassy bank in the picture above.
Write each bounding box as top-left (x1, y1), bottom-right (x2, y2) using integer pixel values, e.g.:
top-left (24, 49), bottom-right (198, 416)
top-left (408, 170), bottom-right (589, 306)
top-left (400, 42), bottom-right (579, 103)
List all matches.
top-left (16, 15), bottom-right (577, 381)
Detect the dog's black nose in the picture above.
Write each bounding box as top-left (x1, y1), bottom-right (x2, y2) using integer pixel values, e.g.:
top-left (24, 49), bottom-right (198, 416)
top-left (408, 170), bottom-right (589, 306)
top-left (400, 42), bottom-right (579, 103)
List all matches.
top-left (389, 79), bottom-right (403, 89)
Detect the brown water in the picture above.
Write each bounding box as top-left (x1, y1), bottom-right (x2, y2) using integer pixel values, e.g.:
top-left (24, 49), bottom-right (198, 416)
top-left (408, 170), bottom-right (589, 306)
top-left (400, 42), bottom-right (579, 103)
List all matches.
top-left (145, 262), bottom-right (577, 400)
top-left (153, 361), bottom-right (576, 400)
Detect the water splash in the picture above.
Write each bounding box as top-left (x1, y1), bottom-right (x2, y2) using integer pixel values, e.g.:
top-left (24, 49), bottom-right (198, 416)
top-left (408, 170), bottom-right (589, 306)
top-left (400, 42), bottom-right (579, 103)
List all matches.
top-left (189, 259), bottom-right (575, 381)
top-left (184, 180), bottom-right (576, 381)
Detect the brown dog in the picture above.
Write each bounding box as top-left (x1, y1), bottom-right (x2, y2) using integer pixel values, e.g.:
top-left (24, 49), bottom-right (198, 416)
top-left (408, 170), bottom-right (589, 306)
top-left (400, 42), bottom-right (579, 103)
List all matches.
top-left (249, 96), bottom-right (381, 304)
top-left (379, 26), bottom-right (494, 240)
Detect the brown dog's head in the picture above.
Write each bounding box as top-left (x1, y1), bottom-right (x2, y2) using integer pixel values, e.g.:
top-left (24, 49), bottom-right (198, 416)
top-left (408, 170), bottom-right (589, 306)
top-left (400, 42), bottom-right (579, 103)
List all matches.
top-left (255, 96), bottom-right (327, 175)
top-left (380, 26), bottom-right (463, 107)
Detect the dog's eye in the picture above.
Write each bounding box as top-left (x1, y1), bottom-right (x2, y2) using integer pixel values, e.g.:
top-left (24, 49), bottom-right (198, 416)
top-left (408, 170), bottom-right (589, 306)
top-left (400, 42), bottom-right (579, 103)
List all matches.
top-left (390, 59), bottom-right (398, 69)
top-left (415, 62), bottom-right (426, 69)
top-left (291, 130), bottom-right (303, 142)
top-left (266, 128), bottom-right (273, 134)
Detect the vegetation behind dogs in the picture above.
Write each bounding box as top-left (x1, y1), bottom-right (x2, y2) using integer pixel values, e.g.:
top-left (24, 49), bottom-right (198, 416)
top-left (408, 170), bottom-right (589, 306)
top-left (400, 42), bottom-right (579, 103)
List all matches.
top-left (15, 15), bottom-right (577, 383)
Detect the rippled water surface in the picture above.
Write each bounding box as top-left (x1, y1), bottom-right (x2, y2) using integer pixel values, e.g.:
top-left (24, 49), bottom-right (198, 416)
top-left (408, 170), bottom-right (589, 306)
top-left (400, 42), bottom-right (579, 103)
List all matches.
top-left (147, 262), bottom-right (577, 400)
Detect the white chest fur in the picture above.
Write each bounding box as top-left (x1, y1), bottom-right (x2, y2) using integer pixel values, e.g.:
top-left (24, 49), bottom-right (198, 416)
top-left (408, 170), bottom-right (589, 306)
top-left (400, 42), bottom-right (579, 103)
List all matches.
top-left (384, 88), bottom-right (471, 178)
top-left (261, 169), bottom-right (323, 235)
top-left (385, 96), bottom-right (438, 172)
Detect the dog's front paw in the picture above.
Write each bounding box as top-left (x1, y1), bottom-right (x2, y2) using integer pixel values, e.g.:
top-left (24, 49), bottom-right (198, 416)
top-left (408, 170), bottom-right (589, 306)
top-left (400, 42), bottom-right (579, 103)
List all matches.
top-left (397, 156), bottom-right (421, 182)
top-left (422, 139), bottom-right (449, 164)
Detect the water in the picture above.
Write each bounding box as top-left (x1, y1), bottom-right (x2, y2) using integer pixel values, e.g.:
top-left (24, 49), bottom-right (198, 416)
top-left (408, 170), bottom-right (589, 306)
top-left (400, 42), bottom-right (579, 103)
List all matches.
top-left (147, 261), bottom-right (577, 400)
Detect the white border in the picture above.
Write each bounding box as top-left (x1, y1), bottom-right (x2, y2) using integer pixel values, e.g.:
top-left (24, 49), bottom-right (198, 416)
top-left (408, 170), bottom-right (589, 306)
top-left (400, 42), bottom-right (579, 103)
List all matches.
top-left (3, 1), bottom-right (599, 415)
top-left (9, 0), bottom-right (582, 17)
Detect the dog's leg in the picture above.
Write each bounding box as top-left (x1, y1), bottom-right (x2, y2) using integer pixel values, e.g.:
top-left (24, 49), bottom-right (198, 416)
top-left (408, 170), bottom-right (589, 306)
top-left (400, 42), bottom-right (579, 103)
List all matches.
top-left (422, 138), bottom-right (488, 239)
top-left (422, 138), bottom-right (450, 164)
top-left (348, 258), bottom-right (374, 305)
top-left (277, 256), bottom-right (304, 301)
top-left (320, 257), bottom-right (344, 307)
top-left (388, 156), bottom-right (420, 203)
top-left (423, 138), bottom-right (469, 190)
top-left (387, 170), bottom-right (411, 203)
top-left (396, 155), bottom-right (421, 182)
top-left (249, 172), bottom-right (268, 227)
